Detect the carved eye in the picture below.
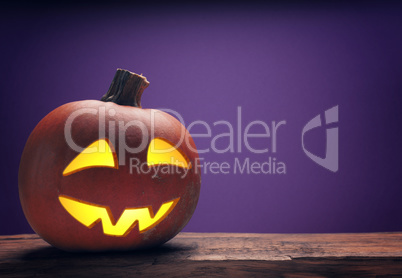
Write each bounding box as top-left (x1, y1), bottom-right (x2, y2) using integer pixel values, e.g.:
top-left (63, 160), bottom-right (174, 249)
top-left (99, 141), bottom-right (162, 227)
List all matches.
top-left (147, 138), bottom-right (190, 169)
top-left (63, 139), bottom-right (118, 176)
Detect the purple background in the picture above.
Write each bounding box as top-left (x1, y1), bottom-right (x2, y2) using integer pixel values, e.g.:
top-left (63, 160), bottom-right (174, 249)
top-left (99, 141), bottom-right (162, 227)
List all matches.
top-left (1, 2), bottom-right (402, 235)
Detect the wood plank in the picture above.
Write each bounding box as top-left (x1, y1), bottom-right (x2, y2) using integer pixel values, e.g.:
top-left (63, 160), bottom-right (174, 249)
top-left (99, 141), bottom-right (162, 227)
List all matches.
top-left (1, 232), bottom-right (402, 277)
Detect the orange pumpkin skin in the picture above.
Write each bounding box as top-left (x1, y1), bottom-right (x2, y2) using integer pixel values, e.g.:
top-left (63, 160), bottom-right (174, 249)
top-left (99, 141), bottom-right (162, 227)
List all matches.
top-left (18, 71), bottom-right (201, 251)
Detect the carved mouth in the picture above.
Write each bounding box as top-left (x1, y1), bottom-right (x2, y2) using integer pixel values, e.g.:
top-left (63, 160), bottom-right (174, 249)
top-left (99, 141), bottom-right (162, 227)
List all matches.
top-left (58, 195), bottom-right (180, 237)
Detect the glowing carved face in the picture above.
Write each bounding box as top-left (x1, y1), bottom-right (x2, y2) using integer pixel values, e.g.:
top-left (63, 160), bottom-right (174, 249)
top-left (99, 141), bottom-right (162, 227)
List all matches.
top-left (59, 138), bottom-right (190, 237)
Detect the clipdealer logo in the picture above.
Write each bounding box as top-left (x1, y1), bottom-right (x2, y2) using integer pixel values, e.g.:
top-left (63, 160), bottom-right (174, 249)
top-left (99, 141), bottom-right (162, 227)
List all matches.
top-left (63, 105), bottom-right (339, 177)
top-left (302, 106), bottom-right (339, 172)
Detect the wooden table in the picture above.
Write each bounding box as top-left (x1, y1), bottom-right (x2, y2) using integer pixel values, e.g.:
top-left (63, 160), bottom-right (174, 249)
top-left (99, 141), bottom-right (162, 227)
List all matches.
top-left (1, 232), bottom-right (402, 277)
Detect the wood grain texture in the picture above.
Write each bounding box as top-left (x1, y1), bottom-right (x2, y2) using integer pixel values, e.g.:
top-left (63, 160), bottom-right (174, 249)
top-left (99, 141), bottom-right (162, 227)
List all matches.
top-left (1, 232), bottom-right (402, 277)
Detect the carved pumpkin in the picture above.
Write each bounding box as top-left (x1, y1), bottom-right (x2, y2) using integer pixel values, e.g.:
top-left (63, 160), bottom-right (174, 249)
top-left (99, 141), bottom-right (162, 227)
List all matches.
top-left (18, 69), bottom-right (201, 251)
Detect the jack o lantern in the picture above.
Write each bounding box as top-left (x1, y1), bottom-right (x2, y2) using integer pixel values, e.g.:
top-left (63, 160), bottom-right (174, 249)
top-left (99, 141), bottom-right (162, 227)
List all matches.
top-left (18, 69), bottom-right (201, 251)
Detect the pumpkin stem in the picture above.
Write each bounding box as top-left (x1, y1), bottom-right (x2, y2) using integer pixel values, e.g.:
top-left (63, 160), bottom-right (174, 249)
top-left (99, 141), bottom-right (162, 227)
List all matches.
top-left (101, 69), bottom-right (149, 108)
